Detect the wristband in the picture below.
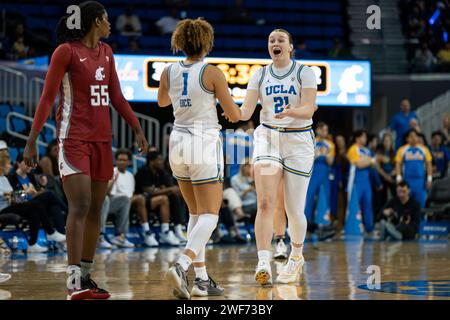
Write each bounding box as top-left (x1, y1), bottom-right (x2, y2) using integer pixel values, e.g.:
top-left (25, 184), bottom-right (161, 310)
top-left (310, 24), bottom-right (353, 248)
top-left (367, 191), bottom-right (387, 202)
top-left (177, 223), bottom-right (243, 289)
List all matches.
top-left (427, 175), bottom-right (432, 183)
top-left (396, 175), bottom-right (402, 183)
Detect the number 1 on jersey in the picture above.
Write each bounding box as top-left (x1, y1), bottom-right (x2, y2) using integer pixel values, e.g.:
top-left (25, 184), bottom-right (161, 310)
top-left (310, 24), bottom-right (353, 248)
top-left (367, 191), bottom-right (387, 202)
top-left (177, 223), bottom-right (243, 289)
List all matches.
top-left (274, 96), bottom-right (289, 113)
top-left (182, 72), bottom-right (189, 95)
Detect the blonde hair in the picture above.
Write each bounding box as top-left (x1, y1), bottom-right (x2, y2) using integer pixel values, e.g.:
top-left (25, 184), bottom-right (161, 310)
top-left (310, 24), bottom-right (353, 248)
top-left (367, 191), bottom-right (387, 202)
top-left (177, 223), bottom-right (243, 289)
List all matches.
top-left (270, 28), bottom-right (294, 58)
top-left (0, 150), bottom-right (10, 171)
top-left (171, 18), bottom-right (214, 58)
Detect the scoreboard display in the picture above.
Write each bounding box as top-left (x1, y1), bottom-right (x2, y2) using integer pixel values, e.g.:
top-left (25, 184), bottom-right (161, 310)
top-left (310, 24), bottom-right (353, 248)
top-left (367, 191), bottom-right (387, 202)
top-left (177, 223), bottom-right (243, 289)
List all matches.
top-left (115, 55), bottom-right (371, 107)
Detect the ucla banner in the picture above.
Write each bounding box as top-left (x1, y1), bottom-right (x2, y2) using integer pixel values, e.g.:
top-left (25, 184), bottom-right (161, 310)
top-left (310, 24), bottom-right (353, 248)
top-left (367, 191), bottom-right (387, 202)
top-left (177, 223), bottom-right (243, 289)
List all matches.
top-left (114, 55), bottom-right (372, 107)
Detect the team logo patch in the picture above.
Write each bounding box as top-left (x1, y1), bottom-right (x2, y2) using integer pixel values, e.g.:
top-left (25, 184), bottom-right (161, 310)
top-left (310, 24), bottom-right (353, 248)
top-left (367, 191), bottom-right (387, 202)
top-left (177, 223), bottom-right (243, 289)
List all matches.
top-left (95, 66), bottom-right (106, 81)
top-left (358, 280), bottom-right (450, 297)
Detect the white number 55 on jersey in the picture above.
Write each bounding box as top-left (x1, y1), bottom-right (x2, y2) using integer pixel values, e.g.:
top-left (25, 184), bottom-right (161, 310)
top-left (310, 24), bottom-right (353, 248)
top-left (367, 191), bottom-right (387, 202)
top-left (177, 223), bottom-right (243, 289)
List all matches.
top-left (90, 85), bottom-right (109, 106)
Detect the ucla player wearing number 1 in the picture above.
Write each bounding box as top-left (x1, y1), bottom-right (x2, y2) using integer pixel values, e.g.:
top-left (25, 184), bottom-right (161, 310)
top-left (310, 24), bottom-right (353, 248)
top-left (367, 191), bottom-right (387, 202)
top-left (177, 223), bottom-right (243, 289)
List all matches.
top-left (239, 29), bottom-right (318, 285)
top-left (23, 2), bottom-right (148, 300)
top-left (158, 19), bottom-right (241, 299)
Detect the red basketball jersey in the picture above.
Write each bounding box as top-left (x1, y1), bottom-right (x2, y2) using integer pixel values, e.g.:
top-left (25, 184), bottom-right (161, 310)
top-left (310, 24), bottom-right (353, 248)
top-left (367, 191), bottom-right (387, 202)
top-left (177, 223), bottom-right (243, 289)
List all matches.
top-left (32, 41), bottom-right (138, 142)
top-left (57, 41), bottom-right (112, 141)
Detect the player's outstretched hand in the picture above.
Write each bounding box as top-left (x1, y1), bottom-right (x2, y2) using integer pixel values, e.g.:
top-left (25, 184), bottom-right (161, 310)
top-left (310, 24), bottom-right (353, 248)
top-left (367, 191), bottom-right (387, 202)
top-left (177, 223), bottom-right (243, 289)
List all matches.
top-left (23, 141), bottom-right (37, 168)
top-left (274, 104), bottom-right (292, 119)
top-left (136, 132), bottom-right (149, 155)
top-left (221, 112), bottom-right (239, 123)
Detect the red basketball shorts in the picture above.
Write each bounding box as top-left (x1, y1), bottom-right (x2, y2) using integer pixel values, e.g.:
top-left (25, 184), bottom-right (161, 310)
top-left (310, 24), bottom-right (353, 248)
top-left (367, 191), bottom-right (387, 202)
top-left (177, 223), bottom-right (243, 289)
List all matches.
top-left (57, 139), bottom-right (113, 182)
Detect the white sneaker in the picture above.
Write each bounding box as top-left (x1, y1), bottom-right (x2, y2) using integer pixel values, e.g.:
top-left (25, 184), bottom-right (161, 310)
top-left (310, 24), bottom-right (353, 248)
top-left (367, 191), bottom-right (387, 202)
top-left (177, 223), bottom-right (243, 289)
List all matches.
top-left (254, 260), bottom-right (272, 286)
top-left (98, 235), bottom-right (112, 249)
top-left (274, 239), bottom-right (288, 260)
top-left (174, 230), bottom-right (187, 244)
top-left (47, 231), bottom-right (66, 243)
top-left (144, 233), bottom-right (159, 247)
top-left (27, 243), bottom-right (48, 253)
top-left (276, 255), bottom-right (304, 284)
top-left (159, 231), bottom-right (181, 246)
top-left (110, 236), bottom-right (135, 248)
top-left (0, 273), bottom-right (11, 283)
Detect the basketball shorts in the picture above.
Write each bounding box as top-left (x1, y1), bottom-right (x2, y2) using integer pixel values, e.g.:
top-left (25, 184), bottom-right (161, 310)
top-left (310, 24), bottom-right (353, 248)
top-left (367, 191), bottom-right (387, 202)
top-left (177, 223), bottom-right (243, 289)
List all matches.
top-left (252, 124), bottom-right (315, 177)
top-left (58, 139), bottom-right (113, 182)
top-left (169, 126), bottom-right (223, 185)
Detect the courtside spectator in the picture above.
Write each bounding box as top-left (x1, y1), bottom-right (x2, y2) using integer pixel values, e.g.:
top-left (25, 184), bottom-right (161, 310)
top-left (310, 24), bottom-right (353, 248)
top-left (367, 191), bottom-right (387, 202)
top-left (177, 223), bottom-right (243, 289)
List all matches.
top-left (431, 131), bottom-right (450, 179)
top-left (8, 154), bottom-right (67, 234)
top-left (389, 98), bottom-right (419, 149)
top-left (380, 181), bottom-right (421, 241)
top-left (230, 161), bottom-right (257, 221)
top-left (135, 151), bottom-right (186, 245)
top-left (155, 8), bottom-right (180, 35)
top-left (0, 152), bottom-right (65, 252)
top-left (116, 6), bottom-right (142, 36)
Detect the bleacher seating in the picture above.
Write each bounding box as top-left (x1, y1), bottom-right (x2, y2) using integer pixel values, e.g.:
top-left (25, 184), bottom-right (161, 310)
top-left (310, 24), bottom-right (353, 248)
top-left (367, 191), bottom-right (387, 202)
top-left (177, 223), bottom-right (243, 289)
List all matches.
top-left (0, 0), bottom-right (346, 58)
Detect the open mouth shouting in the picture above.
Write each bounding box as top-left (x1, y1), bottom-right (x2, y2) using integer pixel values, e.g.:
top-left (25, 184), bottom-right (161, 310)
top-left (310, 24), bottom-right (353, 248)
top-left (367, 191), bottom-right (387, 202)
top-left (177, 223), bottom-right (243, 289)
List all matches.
top-left (273, 47), bottom-right (282, 56)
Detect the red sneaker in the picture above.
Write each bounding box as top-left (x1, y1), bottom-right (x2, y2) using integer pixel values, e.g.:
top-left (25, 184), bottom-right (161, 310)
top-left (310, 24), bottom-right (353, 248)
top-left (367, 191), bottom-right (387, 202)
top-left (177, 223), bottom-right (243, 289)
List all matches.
top-left (66, 288), bottom-right (92, 300)
top-left (81, 275), bottom-right (111, 299)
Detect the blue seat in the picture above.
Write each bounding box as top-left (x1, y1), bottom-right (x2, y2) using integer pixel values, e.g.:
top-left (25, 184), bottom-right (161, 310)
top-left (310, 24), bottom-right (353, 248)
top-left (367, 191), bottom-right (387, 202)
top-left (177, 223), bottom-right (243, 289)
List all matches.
top-left (0, 104), bottom-right (11, 118)
top-left (0, 118), bottom-right (6, 133)
top-left (9, 148), bottom-right (19, 163)
top-left (11, 118), bottom-right (27, 133)
top-left (11, 105), bottom-right (25, 115)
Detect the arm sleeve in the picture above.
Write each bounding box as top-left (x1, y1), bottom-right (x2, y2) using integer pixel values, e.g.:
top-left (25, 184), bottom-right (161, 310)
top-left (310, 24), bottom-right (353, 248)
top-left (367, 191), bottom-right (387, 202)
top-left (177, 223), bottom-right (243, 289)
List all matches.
top-left (31, 44), bottom-right (72, 133)
top-left (299, 66), bottom-right (317, 89)
top-left (108, 50), bottom-right (140, 128)
top-left (246, 68), bottom-right (262, 91)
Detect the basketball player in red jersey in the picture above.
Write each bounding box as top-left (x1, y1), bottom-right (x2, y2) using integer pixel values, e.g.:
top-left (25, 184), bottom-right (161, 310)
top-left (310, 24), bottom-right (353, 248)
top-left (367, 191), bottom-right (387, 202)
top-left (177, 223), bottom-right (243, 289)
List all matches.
top-left (23, 1), bottom-right (148, 300)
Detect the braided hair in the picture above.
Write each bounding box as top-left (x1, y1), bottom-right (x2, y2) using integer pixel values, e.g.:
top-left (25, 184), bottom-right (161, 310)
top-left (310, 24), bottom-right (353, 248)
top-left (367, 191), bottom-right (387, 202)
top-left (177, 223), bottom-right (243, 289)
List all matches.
top-left (56, 1), bottom-right (106, 45)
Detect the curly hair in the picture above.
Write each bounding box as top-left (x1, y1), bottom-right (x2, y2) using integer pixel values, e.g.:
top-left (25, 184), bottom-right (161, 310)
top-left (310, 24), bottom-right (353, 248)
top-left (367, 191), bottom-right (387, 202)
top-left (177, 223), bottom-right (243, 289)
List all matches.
top-left (171, 18), bottom-right (214, 58)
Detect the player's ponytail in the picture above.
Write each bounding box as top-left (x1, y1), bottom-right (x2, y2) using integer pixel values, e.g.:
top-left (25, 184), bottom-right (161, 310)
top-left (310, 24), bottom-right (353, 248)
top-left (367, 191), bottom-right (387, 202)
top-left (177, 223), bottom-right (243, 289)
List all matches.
top-left (56, 1), bottom-right (106, 45)
top-left (171, 18), bottom-right (214, 58)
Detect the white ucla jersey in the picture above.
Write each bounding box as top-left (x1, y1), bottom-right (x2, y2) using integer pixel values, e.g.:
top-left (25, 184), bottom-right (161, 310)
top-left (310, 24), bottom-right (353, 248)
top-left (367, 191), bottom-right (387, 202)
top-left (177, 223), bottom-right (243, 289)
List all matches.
top-left (254, 61), bottom-right (316, 128)
top-left (167, 60), bottom-right (220, 129)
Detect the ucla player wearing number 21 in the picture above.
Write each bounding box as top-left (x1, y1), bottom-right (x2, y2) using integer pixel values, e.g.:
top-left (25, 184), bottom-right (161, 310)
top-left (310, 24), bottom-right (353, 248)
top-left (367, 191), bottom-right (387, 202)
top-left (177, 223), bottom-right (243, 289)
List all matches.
top-left (239, 29), bottom-right (318, 285)
top-left (23, 2), bottom-right (148, 300)
top-left (158, 18), bottom-right (241, 299)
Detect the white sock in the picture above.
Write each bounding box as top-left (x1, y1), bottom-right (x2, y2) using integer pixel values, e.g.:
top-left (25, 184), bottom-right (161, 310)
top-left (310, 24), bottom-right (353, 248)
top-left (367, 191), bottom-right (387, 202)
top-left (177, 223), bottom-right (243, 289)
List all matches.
top-left (194, 266), bottom-right (208, 281)
top-left (185, 214), bottom-right (218, 260)
top-left (290, 244), bottom-right (303, 258)
top-left (141, 223), bottom-right (150, 233)
top-left (175, 224), bottom-right (183, 235)
top-left (258, 250), bottom-right (271, 262)
top-left (80, 260), bottom-right (93, 279)
top-left (177, 254), bottom-right (192, 272)
top-left (161, 223), bottom-right (170, 233)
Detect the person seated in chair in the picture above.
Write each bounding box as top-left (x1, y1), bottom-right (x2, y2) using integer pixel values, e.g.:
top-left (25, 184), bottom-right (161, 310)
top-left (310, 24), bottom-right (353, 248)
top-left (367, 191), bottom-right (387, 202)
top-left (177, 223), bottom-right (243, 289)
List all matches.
top-left (380, 181), bottom-right (421, 241)
top-left (0, 151), bottom-right (65, 253)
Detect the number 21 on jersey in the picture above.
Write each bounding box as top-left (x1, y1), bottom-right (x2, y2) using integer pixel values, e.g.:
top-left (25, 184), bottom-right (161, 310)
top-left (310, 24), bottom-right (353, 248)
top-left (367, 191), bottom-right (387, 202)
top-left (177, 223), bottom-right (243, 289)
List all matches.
top-left (274, 96), bottom-right (289, 113)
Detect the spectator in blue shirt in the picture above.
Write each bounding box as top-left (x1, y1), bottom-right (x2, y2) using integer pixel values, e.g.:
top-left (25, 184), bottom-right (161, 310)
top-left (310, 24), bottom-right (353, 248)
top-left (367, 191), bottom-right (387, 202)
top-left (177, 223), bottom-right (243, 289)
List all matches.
top-left (431, 131), bottom-right (450, 179)
top-left (389, 98), bottom-right (419, 150)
